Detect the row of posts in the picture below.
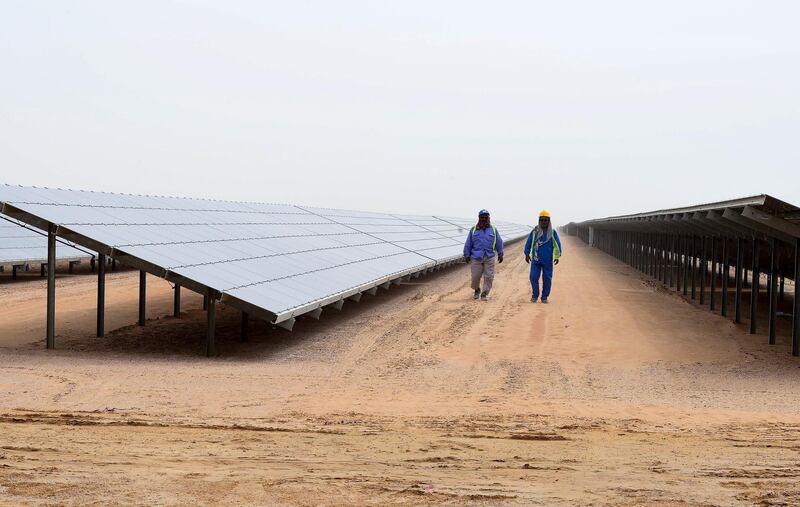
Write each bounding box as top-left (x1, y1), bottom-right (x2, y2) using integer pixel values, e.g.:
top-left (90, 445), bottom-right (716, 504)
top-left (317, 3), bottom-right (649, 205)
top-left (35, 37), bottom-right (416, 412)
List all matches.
top-left (589, 228), bottom-right (800, 356)
top-left (44, 225), bottom-right (249, 356)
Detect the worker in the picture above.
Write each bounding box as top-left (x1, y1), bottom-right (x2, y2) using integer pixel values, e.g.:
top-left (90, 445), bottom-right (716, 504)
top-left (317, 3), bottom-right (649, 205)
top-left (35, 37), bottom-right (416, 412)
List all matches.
top-left (463, 209), bottom-right (504, 301)
top-left (524, 210), bottom-right (562, 303)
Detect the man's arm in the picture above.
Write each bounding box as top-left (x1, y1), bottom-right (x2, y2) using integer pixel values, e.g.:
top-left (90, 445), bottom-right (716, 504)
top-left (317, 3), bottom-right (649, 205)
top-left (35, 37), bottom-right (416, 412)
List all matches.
top-left (495, 229), bottom-right (504, 260)
top-left (524, 230), bottom-right (533, 263)
top-left (554, 230), bottom-right (563, 264)
top-left (463, 230), bottom-right (473, 258)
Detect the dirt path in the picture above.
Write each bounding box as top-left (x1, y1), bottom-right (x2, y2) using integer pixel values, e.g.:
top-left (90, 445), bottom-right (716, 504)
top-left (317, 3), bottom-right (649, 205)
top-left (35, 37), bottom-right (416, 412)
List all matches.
top-left (1, 237), bottom-right (799, 505)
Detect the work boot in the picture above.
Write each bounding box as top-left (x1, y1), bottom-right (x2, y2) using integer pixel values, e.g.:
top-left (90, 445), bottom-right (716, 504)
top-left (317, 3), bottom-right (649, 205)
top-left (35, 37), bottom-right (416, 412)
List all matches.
top-left (541, 298), bottom-right (549, 304)
top-left (530, 296), bottom-right (538, 303)
top-left (473, 289), bottom-right (481, 300)
top-left (480, 291), bottom-right (489, 301)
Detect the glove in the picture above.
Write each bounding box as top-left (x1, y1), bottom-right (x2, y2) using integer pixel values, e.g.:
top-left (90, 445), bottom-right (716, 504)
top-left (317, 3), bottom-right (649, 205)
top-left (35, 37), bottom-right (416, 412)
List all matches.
top-left (498, 255), bottom-right (504, 264)
top-left (525, 255), bottom-right (531, 264)
top-left (554, 259), bottom-right (559, 265)
top-left (464, 256), bottom-right (471, 264)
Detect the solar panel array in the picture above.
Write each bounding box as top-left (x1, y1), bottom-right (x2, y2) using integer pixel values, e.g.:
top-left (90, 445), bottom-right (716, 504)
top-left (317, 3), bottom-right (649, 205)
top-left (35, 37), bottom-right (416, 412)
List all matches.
top-left (0, 216), bottom-right (88, 268)
top-left (0, 184), bottom-right (531, 323)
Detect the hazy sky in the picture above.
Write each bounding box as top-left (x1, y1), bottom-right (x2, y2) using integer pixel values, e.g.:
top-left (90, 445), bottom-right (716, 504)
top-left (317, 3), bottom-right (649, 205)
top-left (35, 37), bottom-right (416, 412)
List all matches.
top-left (1, 1), bottom-right (798, 225)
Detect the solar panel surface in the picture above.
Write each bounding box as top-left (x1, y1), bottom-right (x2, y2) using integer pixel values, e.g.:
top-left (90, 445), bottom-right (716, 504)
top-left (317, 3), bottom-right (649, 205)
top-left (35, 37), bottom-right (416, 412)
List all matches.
top-left (0, 216), bottom-right (89, 267)
top-left (0, 184), bottom-right (532, 323)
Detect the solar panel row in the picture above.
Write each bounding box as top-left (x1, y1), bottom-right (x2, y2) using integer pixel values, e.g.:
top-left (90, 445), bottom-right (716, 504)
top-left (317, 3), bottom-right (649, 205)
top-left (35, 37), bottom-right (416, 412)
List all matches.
top-left (0, 184), bottom-right (532, 327)
top-left (0, 216), bottom-right (89, 268)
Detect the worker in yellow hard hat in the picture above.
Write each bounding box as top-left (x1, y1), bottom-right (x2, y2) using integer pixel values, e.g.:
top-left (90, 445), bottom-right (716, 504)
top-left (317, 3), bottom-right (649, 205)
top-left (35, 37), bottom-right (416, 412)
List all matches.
top-left (524, 210), bottom-right (562, 303)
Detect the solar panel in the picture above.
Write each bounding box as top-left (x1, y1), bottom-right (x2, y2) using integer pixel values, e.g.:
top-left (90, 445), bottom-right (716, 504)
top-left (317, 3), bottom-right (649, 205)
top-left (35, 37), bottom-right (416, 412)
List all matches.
top-left (0, 216), bottom-right (90, 269)
top-left (0, 184), bottom-right (532, 325)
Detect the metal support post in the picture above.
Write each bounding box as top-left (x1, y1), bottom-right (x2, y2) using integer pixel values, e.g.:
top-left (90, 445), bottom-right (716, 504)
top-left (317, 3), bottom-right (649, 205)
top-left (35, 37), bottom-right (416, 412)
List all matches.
top-left (710, 237), bottom-right (717, 311)
top-left (683, 235), bottom-right (689, 296)
top-left (691, 236), bottom-right (697, 300)
top-left (793, 237), bottom-right (800, 356)
top-left (767, 237), bottom-right (778, 345)
top-left (749, 238), bottom-right (760, 334)
top-left (138, 270), bottom-right (146, 326)
top-left (97, 253), bottom-right (105, 338)
top-left (721, 237), bottom-right (729, 317)
top-left (206, 291), bottom-right (216, 357)
top-left (700, 236), bottom-right (707, 304)
top-left (174, 284), bottom-right (181, 317)
top-left (735, 237), bottom-right (743, 323)
top-left (46, 224), bottom-right (56, 349)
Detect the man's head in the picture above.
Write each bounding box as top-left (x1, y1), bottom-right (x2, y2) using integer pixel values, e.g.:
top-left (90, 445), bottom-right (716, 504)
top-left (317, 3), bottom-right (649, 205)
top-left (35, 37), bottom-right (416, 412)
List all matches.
top-left (478, 209), bottom-right (490, 228)
top-left (539, 210), bottom-right (551, 229)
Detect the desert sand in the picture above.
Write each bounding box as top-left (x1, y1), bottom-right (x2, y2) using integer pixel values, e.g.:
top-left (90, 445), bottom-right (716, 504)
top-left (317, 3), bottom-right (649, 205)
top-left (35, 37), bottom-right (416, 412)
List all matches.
top-left (1, 236), bottom-right (799, 506)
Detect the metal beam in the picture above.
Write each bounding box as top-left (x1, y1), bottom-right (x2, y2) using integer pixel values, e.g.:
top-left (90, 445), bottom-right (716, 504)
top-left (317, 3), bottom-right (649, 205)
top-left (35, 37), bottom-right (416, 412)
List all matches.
top-left (767, 237), bottom-right (778, 345)
top-left (691, 235), bottom-right (697, 300)
top-left (173, 284), bottom-right (181, 317)
top-left (706, 210), bottom-right (754, 239)
top-left (750, 239), bottom-right (760, 334)
top-left (700, 236), bottom-right (707, 305)
top-left (138, 270), bottom-right (146, 326)
top-left (97, 252), bottom-right (105, 338)
top-left (741, 206), bottom-right (800, 241)
top-left (721, 237), bottom-right (729, 317)
top-left (710, 236), bottom-right (717, 311)
top-left (735, 237), bottom-right (743, 323)
top-left (682, 235), bottom-right (689, 296)
top-left (205, 290), bottom-right (216, 357)
top-left (722, 208), bottom-right (789, 243)
top-left (276, 317), bottom-right (295, 331)
top-left (46, 223), bottom-right (56, 349)
top-left (793, 238), bottom-right (800, 356)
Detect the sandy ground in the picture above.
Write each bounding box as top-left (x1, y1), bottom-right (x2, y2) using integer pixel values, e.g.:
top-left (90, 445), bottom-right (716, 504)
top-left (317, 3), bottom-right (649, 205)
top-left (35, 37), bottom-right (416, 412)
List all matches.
top-left (1, 236), bottom-right (800, 506)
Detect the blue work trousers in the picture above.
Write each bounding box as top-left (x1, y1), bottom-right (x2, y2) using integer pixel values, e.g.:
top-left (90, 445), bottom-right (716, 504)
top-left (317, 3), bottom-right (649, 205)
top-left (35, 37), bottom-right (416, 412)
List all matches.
top-left (530, 261), bottom-right (554, 299)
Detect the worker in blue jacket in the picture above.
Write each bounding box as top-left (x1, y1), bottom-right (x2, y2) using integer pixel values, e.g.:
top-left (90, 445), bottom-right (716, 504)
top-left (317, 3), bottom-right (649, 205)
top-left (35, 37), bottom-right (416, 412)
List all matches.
top-left (524, 210), bottom-right (562, 303)
top-left (463, 209), bottom-right (504, 301)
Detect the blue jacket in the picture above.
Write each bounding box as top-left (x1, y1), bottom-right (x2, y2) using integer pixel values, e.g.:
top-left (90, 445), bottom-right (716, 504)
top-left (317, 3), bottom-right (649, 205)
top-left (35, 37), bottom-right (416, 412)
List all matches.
top-left (524, 226), bottom-right (562, 263)
top-left (464, 224), bottom-right (504, 259)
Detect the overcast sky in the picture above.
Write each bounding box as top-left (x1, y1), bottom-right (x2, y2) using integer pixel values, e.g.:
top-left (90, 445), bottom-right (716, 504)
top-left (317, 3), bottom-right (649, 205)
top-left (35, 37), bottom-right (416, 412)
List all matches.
top-left (1, 1), bottom-right (798, 226)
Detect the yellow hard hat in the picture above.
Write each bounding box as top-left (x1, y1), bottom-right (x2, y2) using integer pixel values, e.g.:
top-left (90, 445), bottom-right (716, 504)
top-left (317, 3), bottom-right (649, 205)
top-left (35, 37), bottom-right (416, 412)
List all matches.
top-left (539, 210), bottom-right (551, 218)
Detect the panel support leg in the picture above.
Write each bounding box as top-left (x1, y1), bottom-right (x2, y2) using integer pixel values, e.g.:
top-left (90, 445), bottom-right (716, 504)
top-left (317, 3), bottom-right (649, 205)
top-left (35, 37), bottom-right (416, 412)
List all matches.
top-left (700, 236), bottom-right (707, 304)
top-left (46, 224), bottom-right (56, 349)
top-left (793, 238), bottom-right (800, 356)
top-left (767, 237), bottom-right (778, 345)
top-left (721, 237), bottom-right (729, 317)
top-left (735, 237), bottom-right (743, 323)
top-left (692, 237), bottom-right (697, 299)
top-left (173, 284), bottom-right (181, 318)
top-left (138, 270), bottom-right (146, 326)
top-left (750, 238), bottom-right (760, 334)
top-left (710, 236), bottom-right (717, 311)
top-left (97, 253), bottom-right (105, 338)
top-left (206, 291), bottom-right (216, 357)
top-left (683, 235), bottom-right (689, 296)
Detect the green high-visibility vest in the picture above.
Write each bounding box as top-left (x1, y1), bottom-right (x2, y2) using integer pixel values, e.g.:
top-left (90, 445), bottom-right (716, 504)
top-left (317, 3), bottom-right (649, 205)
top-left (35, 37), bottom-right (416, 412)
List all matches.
top-left (472, 224), bottom-right (498, 252)
top-left (529, 226), bottom-right (561, 260)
